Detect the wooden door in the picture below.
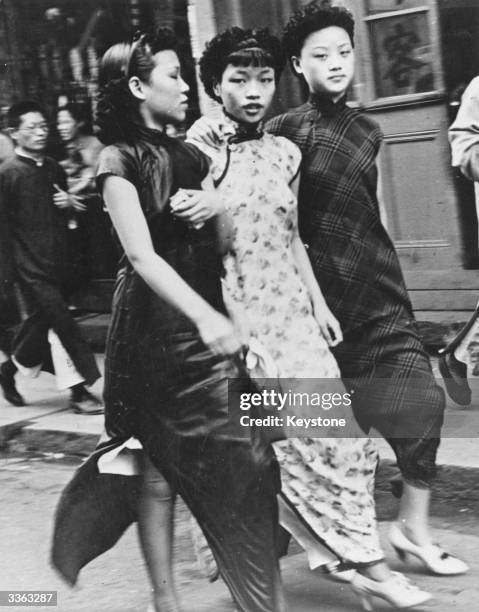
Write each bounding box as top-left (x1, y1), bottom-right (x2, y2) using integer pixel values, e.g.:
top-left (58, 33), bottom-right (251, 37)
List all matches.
top-left (348, 0), bottom-right (479, 320)
top-left (351, 0), bottom-right (462, 269)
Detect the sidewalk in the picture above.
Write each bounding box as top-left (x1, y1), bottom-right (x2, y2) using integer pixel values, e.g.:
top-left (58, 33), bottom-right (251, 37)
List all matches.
top-left (1, 356), bottom-right (479, 468)
top-left (0, 354), bottom-right (105, 456)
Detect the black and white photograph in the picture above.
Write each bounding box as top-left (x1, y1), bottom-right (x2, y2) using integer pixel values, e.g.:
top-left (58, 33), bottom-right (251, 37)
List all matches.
top-left (0, 1), bottom-right (478, 610)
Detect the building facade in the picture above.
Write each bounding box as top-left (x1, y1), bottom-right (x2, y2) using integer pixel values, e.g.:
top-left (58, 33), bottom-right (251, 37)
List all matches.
top-left (1, 0), bottom-right (479, 322)
top-left (0, 0), bottom-right (198, 120)
top-left (0, 0), bottom-right (198, 291)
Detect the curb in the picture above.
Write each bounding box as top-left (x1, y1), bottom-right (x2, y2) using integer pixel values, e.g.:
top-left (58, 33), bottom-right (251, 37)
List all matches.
top-left (0, 415), bottom-right (100, 457)
top-left (375, 459), bottom-right (479, 508)
top-left (2, 419), bottom-right (479, 510)
top-left (8, 426), bottom-right (100, 457)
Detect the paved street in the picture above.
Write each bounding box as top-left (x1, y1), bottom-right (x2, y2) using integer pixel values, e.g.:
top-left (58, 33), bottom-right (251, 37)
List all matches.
top-left (0, 456), bottom-right (479, 612)
top-left (1, 357), bottom-right (479, 611)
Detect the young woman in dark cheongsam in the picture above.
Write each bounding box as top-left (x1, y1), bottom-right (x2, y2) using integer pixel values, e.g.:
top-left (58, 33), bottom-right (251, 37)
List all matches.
top-left (56, 29), bottom-right (285, 612)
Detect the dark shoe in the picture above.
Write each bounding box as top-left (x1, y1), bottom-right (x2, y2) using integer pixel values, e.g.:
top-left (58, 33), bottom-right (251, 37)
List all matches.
top-left (69, 387), bottom-right (104, 415)
top-left (0, 363), bottom-right (26, 406)
top-left (438, 351), bottom-right (472, 406)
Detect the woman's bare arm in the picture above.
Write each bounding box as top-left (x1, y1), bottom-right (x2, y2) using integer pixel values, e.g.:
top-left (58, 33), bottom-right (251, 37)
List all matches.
top-left (103, 175), bottom-right (240, 355)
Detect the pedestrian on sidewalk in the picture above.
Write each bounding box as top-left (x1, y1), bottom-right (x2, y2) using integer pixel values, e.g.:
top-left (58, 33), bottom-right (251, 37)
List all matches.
top-left (56, 102), bottom-right (103, 201)
top-left (56, 102), bottom-right (104, 286)
top-left (450, 76), bottom-right (479, 220)
top-left (54, 30), bottom-right (285, 612)
top-left (0, 101), bottom-right (103, 415)
top-left (443, 76), bottom-right (479, 405)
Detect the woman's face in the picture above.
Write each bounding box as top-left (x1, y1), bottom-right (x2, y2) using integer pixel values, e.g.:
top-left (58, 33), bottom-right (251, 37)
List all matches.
top-left (137, 50), bottom-right (189, 127)
top-left (293, 26), bottom-right (355, 101)
top-left (57, 110), bottom-right (78, 142)
top-left (214, 63), bottom-right (276, 124)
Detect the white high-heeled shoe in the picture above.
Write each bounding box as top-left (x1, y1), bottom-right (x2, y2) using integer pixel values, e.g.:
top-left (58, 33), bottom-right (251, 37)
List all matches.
top-left (389, 523), bottom-right (469, 575)
top-left (349, 570), bottom-right (431, 611)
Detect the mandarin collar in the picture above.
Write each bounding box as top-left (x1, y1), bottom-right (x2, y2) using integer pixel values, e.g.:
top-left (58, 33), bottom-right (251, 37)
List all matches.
top-left (308, 93), bottom-right (347, 116)
top-left (15, 148), bottom-right (45, 167)
top-left (221, 110), bottom-right (264, 144)
top-left (134, 123), bottom-right (170, 147)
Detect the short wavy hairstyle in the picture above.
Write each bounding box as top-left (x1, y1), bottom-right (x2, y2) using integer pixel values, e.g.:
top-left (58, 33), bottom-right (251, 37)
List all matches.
top-left (282, 0), bottom-right (355, 60)
top-left (95, 28), bottom-right (179, 145)
top-left (199, 27), bottom-right (284, 103)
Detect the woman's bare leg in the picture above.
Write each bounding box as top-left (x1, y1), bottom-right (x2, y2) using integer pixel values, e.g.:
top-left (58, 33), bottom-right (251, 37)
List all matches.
top-left (138, 455), bottom-right (182, 612)
top-left (397, 482), bottom-right (432, 545)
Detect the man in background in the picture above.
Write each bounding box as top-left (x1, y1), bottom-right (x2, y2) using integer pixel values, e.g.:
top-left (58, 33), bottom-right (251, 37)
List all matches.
top-left (0, 101), bottom-right (103, 414)
top-left (444, 76), bottom-right (479, 406)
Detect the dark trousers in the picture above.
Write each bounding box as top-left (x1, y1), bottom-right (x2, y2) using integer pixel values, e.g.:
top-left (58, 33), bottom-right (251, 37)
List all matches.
top-left (332, 315), bottom-right (444, 488)
top-left (12, 280), bottom-right (100, 386)
top-left (0, 291), bottom-right (20, 355)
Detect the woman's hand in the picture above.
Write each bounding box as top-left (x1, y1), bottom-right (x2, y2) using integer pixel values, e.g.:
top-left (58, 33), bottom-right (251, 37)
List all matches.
top-left (69, 194), bottom-right (87, 212)
top-left (186, 116), bottom-right (224, 148)
top-left (170, 188), bottom-right (224, 227)
top-left (313, 298), bottom-right (343, 347)
top-left (197, 310), bottom-right (242, 356)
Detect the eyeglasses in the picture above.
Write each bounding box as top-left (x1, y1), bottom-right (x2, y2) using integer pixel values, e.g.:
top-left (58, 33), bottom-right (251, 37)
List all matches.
top-left (19, 123), bottom-right (49, 134)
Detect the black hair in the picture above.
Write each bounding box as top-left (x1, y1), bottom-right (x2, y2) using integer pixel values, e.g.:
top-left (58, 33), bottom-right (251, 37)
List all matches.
top-left (57, 102), bottom-right (93, 134)
top-left (57, 102), bottom-right (85, 123)
top-left (95, 27), bottom-right (179, 145)
top-left (199, 27), bottom-right (284, 103)
top-left (282, 0), bottom-right (355, 61)
top-left (7, 100), bottom-right (47, 129)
